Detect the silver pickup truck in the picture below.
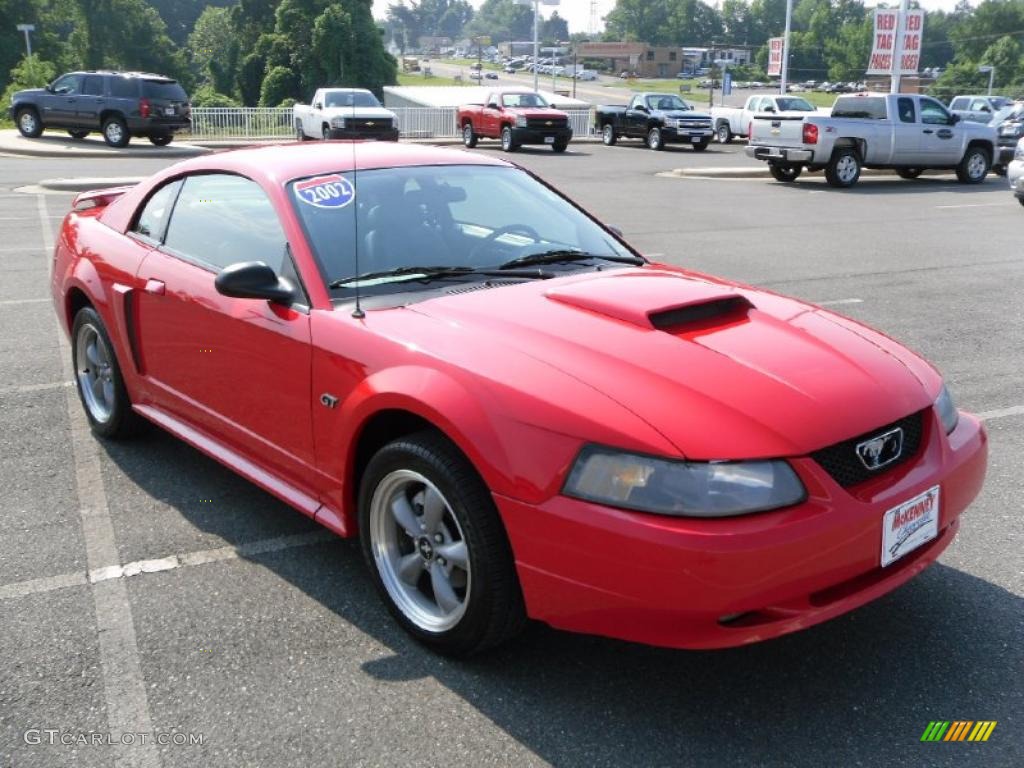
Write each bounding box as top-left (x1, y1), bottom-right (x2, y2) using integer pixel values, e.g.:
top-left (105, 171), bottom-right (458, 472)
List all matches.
top-left (745, 93), bottom-right (997, 188)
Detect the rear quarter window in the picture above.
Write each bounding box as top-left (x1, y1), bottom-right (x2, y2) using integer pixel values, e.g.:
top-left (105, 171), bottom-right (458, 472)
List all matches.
top-left (142, 80), bottom-right (188, 101)
top-left (831, 97), bottom-right (887, 119)
top-left (109, 77), bottom-right (138, 99)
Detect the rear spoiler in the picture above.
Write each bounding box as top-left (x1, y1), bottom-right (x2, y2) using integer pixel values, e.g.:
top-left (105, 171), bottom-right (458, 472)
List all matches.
top-left (72, 185), bottom-right (135, 212)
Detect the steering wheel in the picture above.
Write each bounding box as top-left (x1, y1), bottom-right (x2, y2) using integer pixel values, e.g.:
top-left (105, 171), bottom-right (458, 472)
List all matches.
top-left (470, 223), bottom-right (541, 261)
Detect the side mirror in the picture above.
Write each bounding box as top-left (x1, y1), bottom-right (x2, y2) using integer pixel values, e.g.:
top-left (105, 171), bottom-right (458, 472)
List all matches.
top-left (764, 106), bottom-right (776, 114)
top-left (215, 262), bottom-right (295, 304)
top-left (608, 226), bottom-right (624, 238)
top-left (949, 113), bottom-right (961, 125)
top-left (487, 102), bottom-right (500, 110)
top-left (314, 102), bottom-right (323, 110)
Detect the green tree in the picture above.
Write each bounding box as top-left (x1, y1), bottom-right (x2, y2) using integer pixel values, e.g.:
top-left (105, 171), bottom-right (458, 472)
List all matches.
top-left (77, 0), bottom-right (187, 83)
top-left (980, 35), bottom-right (1023, 88)
top-left (2, 54), bottom-right (58, 107)
top-left (260, 64), bottom-right (297, 106)
top-left (464, 0), bottom-right (534, 43)
top-left (187, 6), bottom-right (234, 91)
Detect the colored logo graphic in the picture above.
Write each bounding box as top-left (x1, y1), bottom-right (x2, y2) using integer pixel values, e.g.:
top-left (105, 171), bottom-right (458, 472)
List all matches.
top-left (920, 721), bottom-right (997, 742)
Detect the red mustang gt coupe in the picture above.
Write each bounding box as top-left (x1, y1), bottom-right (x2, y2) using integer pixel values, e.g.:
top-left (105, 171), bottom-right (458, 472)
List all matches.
top-left (51, 142), bottom-right (987, 655)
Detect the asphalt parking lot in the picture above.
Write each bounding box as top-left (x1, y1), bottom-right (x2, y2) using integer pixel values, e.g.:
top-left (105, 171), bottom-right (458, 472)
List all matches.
top-left (1, 139), bottom-right (1021, 768)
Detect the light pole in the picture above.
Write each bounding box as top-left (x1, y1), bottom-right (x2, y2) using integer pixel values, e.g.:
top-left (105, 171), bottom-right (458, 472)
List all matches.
top-left (16, 23), bottom-right (35, 58)
top-left (979, 65), bottom-right (995, 96)
top-left (780, 0), bottom-right (793, 94)
top-left (516, 0), bottom-right (559, 93)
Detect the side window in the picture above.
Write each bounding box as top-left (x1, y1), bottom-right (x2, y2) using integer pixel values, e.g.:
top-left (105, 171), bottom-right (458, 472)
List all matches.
top-left (897, 97), bottom-right (916, 123)
top-left (82, 76), bottom-right (104, 96)
top-left (109, 77), bottom-right (137, 99)
top-left (132, 180), bottom-right (182, 243)
top-left (163, 174), bottom-right (287, 273)
top-left (950, 97), bottom-right (967, 110)
top-left (971, 98), bottom-right (990, 112)
top-left (51, 74), bottom-right (82, 95)
top-left (920, 98), bottom-right (951, 125)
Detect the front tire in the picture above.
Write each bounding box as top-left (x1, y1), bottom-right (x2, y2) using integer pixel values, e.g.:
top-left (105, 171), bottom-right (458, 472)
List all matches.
top-left (359, 431), bottom-right (525, 656)
top-left (500, 125), bottom-right (517, 152)
top-left (646, 126), bottom-right (664, 151)
top-left (716, 122), bottom-right (733, 144)
top-left (16, 108), bottom-right (42, 138)
top-left (71, 307), bottom-right (143, 439)
top-left (692, 139), bottom-right (709, 152)
top-left (768, 162), bottom-right (802, 182)
top-left (462, 122), bottom-right (477, 148)
top-left (956, 146), bottom-right (989, 184)
top-left (602, 123), bottom-right (617, 146)
top-left (101, 116), bottom-right (130, 148)
top-left (552, 138), bottom-right (568, 153)
top-left (825, 147), bottom-right (861, 188)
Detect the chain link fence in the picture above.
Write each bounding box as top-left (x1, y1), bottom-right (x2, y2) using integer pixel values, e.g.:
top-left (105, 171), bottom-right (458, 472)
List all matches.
top-left (188, 106), bottom-right (596, 142)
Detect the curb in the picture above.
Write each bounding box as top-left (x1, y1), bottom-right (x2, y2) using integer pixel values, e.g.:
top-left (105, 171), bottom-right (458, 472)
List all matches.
top-left (37, 177), bottom-right (145, 192)
top-left (661, 166), bottom-right (955, 180)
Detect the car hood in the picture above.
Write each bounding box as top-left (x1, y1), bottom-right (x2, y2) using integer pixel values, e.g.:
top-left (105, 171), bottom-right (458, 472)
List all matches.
top-left (661, 110), bottom-right (712, 120)
top-left (321, 106), bottom-right (395, 120)
top-left (13, 88), bottom-right (46, 100)
top-left (507, 107), bottom-right (567, 118)
top-left (410, 267), bottom-right (938, 460)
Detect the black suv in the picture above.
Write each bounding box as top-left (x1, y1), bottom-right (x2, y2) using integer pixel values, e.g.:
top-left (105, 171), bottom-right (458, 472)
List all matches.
top-left (10, 71), bottom-right (191, 148)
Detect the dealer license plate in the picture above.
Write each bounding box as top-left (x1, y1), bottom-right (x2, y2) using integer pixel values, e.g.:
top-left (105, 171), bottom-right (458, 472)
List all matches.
top-left (881, 486), bottom-right (939, 567)
top-left (165, 107), bottom-right (176, 116)
top-left (544, 136), bottom-right (555, 144)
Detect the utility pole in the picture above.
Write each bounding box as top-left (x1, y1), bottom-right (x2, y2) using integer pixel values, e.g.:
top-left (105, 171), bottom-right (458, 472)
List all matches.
top-left (890, 0), bottom-right (909, 94)
top-left (780, 0), bottom-right (793, 94)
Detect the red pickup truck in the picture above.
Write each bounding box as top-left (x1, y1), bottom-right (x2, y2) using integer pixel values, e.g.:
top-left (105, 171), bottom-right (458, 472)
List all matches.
top-left (458, 90), bottom-right (573, 153)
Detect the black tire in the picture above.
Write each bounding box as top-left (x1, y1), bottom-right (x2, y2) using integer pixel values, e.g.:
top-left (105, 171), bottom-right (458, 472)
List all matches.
top-left (768, 162), bottom-right (802, 182)
top-left (716, 122), bottom-right (733, 144)
top-left (552, 138), bottom-right (568, 153)
top-left (462, 122), bottom-right (477, 148)
top-left (148, 134), bottom-right (173, 146)
top-left (358, 431), bottom-right (526, 656)
top-left (646, 126), bottom-right (664, 151)
top-left (322, 124), bottom-right (331, 141)
top-left (68, 129), bottom-right (89, 140)
top-left (956, 145), bottom-right (989, 184)
top-left (500, 125), bottom-right (518, 152)
top-left (15, 108), bottom-right (43, 138)
top-left (992, 164), bottom-right (1007, 177)
top-left (692, 139), bottom-right (709, 152)
top-left (601, 123), bottom-right (617, 146)
top-left (1018, 196), bottom-right (1024, 208)
top-left (896, 168), bottom-right (923, 179)
top-left (101, 116), bottom-right (130, 148)
top-left (824, 147), bottom-right (861, 188)
top-left (71, 307), bottom-right (144, 439)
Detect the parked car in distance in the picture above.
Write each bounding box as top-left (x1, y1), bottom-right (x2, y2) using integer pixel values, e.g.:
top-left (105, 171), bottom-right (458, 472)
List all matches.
top-left (949, 94), bottom-right (1013, 123)
top-left (596, 93), bottom-right (714, 151)
top-left (710, 95), bottom-right (817, 144)
top-left (293, 88), bottom-right (399, 142)
top-left (50, 141), bottom-right (988, 655)
top-left (989, 101), bottom-right (1024, 175)
top-left (746, 92), bottom-right (997, 187)
top-left (1007, 137), bottom-right (1024, 206)
top-left (574, 70), bottom-right (598, 81)
top-left (10, 70), bottom-right (190, 147)
top-left (484, 72), bottom-right (499, 80)
top-left (458, 90), bottom-right (572, 152)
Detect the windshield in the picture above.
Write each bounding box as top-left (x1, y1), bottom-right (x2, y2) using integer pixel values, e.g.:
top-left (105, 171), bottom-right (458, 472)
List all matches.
top-left (501, 92), bottom-right (548, 108)
top-left (646, 95), bottom-right (689, 111)
top-left (289, 165), bottom-right (635, 294)
top-left (775, 97), bottom-right (814, 112)
top-left (324, 91), bottom-right (380, 108)
top-left (993, 103), bottom-right (1024, 123)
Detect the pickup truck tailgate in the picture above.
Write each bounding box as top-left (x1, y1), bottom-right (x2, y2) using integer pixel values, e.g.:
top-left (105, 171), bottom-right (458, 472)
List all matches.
top-left (750, 115), bottom-right (807, 147)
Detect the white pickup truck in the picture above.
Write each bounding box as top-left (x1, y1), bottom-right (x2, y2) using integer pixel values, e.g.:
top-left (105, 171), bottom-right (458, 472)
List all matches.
top-left (745, 92), bottom-right (997, 187)
top-left (293, 88), bottom-right (399, 142)
top-left (710, 95), bottom-right (819, 144)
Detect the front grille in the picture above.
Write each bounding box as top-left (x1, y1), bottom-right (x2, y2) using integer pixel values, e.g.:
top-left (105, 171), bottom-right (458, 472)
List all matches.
top-left (677, 119), bottom-right (711, 130)
top-left (526, 117), bottom-right (567, 130)
top-left (811, 410), bottom-right (926, 488)
top-left (347, 118), bottom-right (391, 132)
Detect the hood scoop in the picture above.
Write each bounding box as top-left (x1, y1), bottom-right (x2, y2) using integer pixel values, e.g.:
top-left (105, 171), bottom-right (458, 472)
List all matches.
top-left (544, 272), bottom-right (752, 330)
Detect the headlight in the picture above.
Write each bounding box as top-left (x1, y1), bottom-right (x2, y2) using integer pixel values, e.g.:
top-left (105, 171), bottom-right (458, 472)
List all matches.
top-left (563, 445), bottom-right (806, 518)
top-left (935, 383), bottom-right (959, 435)
top-left (515, 115), bottom-right (527, 128)
top-left (331, 117), bottom-right (346, 129)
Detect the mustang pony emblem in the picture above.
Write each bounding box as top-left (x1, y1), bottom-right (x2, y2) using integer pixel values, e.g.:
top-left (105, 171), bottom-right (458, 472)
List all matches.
top-left (856, 427), bottom-right (904, 470)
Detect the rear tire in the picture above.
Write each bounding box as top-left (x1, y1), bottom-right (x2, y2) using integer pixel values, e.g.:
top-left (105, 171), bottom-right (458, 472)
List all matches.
top-left (896, 168), bottom-right (923, 179)
top-left (716, 122), bottom-right (733, 144)
top-left (462, 122), bottom-right (477, 148)
top-left (992, 164), bottom-right (1007, 177)
top-left (16, 108), bottom-right (42, 138)
top-left (359, 431), bottom-right (526, 657)
top-left (646, 126), bottom-right (664, 151)
top-left (824, 147), bottom-right (861, 188)
top-left (956, 145), bottom-right (989, 184)
top-left (68, 129), bottom-right (89, 140)
top-left (148, 134), bottom-right (172, 146)
top-left (295, 121), bottom-right (309, 141)
top-left (101, 116), bottom-right (130, 148)
top-left (768, 162), bottom-right (802, 182)
top-left (602, 123), bottom-right (617, 146)
top-left (71, 307), bottom-right (144, 439)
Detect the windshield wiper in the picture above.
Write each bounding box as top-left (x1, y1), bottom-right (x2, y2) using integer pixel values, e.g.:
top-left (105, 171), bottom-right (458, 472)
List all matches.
top-left (498, 249), bottom-right (645, 270)
top-left (328, 265), bottom-right (552, 288)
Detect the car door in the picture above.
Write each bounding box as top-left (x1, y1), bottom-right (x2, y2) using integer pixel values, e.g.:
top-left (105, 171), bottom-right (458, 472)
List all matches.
top-left (44, 73), bottom-right (82, 126)
top-left (76, 75), bottom-right (105, 129)
top-left (625, 97), bottom-right (647, 137)
top-left (483, 95), bottom-right (502, 137)
top-left (133, 173), bottom-right (317, 497)
top-left (918, 97), bottom-right (962, 164)
top-left (892, 96), bottom-right (924, 164)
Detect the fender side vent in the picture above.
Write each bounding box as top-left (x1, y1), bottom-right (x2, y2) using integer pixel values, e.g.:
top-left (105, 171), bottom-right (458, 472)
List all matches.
top-left (649, 296), bottom-right (752, 331)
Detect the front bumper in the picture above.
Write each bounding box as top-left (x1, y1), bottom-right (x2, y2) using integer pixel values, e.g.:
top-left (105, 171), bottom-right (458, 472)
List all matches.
top-left (664, 127), bottom-right (713, 143)
top-left (326, 127), bottom-right (400, 142)
top-left (498, 410), bottom-right (987, 649)
top-left (510, 126), bottom-right (573, 145)
top-left (995, 144), bottom-right (1017, 167)
top-left (746, 144), bottom-right (814, 163)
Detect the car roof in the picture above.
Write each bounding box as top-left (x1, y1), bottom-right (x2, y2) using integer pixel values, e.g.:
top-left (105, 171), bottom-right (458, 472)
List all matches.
top-left (67, 70), bottom-right (177, 81)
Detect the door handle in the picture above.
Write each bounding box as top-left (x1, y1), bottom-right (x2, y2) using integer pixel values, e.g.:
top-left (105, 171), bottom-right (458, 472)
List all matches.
top-left (922, 129), bottom-right (934, 134)
top-left (144, 279), bottom-right (165, 295)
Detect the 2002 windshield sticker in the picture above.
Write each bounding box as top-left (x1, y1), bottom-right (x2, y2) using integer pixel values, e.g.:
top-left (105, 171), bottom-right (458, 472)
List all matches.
top-left (295, 175), bottom-right (355, 209)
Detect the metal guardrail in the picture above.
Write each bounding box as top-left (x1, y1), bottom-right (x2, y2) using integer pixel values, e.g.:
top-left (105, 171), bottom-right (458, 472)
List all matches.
top-left (188, 106), bottom-right (596, 141)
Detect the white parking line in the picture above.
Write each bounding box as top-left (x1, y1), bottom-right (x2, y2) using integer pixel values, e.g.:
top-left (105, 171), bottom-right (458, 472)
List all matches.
top-left (0, 297), bottom-right (50, 305)
top-left (0, 530), bottom-right (337, 601)
top-left (978, 404), bottom-right (1024, 422)
top-left (935, 203), bottom-right (1006, 210)
top-left (816, 298), bottom-right (864, 307)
